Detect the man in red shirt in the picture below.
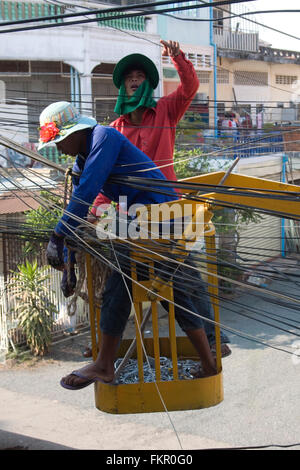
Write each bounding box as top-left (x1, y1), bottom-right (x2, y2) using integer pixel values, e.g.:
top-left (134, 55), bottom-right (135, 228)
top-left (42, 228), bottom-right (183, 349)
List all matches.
top-left (75, 40), bottom-right (230, 361)
top-left (90, 40), bottom-right (198, 215)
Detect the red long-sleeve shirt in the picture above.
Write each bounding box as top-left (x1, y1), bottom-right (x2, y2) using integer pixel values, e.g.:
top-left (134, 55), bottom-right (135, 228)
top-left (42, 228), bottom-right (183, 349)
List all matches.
top-left (91, 52), bottom-right (199, 214)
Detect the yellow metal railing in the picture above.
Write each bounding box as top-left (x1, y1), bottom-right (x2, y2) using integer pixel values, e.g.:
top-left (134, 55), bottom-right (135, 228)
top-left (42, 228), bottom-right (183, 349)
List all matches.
top-left (86, 198), bottom-right (224, 414)
top-left (85, 172), bottom-right (300, 414)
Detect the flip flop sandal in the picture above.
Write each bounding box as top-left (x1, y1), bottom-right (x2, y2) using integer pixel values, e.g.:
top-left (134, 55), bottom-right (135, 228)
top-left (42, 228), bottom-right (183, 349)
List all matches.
top-left (60, 370), bottom-right (114, 390)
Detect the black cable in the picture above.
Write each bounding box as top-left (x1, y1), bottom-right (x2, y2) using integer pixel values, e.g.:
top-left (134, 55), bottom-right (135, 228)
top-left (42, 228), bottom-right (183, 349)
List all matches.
top-left (0, 0), bottom-right (190, 27)
top-left (206, 442), bottom-right (300, 450)
top-left (3, 217), bottom-right (300, 337)
top-left (0, 0), bottom-right (255, 28)
top-left (209, 0), bottom-right (300, 45)
top-left (6, 88), bottom-right (300, 105)
top-left (2, 146), bottom-right (299, 224)
top-left (0, 0), bottom-right (256, 34)
top-left (71, 237), bottom-right (300, 357)
top-left (110, 175), bottom-right (300, 199)
top-left (165, 8), bottom-right (300, 23)
top-left (161, 5), bottom-right (300, 43)
top-left (105, 179), bottom-right (300, 221)
top-left (2, 165), bottom-right (300, 346)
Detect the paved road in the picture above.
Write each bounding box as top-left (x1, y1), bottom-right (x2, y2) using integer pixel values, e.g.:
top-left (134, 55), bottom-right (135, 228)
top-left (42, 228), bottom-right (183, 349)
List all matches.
top-left (1, 264), bottom-right (300, 451)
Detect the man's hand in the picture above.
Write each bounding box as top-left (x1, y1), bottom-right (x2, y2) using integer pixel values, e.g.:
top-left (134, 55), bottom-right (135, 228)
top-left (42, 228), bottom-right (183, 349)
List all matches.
top-left (160, 40), bottom-right (181, 58)
top-left (61, 267), bottom-right (77, 298)
top-left (46, 232), bottom-right (65, 270)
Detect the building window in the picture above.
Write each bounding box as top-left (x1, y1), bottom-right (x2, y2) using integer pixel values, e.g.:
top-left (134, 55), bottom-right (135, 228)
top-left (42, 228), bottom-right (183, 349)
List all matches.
top-left (163, 69), bottom-right (178, 79)
top-left (213, 8), bottom-right (224, 30)
top-left (94, 98), bottom-right (118, 123)
top-left (162, 53), bottom-right (212, 69)
top-left (275, 75), bottom-right (297, 85)
top-left (169, 2), bottom-right (201, 18)
top-left (0, 60), bottom-right (30, 76)
top-left (92, 63), bottom-right (115, 78)
top-left (217, 68), bottom-right (229, 84)
top-left (234, 71), bottom-right (268, 86)
top-left (197, 71), bottom-right (211, 84)
top-left (217, 102), bottom-right (225, 114)
top-left (187, 53), bottom-right (211, 68)
top-left (204, 55), bottom-right (212, 68)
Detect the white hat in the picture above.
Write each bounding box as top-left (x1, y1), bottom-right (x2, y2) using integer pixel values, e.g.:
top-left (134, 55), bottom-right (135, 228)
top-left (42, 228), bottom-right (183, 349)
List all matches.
top-left (38, 101), bottom-right (97, 150)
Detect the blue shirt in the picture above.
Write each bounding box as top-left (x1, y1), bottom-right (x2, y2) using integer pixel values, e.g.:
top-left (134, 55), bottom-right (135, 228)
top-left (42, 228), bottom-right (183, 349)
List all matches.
top-left (55, 125), bottom-right (178, 236)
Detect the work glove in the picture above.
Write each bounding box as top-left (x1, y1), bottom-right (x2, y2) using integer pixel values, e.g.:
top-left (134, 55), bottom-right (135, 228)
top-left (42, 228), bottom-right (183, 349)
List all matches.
top-left (46, 232), bottom-right (65, 270)
top-left (61, 267), bottom-right (77, 298)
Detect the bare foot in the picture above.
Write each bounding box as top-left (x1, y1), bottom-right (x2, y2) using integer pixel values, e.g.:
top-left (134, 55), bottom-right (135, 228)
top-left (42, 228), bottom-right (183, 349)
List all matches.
top-left (61, 362), bottom-right (114, 388)
top-left (211, 343), bottom-right (232, 358)
top-left (189, 363), bottom-right (217, 379)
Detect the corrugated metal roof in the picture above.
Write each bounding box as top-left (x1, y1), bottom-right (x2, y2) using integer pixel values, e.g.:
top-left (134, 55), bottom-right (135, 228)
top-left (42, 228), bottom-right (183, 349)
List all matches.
top-left (0, 194), bottom-right (40, 214)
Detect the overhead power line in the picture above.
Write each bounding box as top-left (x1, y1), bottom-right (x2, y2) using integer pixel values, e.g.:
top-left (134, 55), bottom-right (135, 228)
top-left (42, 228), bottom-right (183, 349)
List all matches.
top-left (0, 0), bottom-right (256, 27)
top-left (0, 0), bottom-right (256, 34)
top-left (162, 6), bottom-right (300, 42)
top-left (207, 0), bottom-right (300, 44)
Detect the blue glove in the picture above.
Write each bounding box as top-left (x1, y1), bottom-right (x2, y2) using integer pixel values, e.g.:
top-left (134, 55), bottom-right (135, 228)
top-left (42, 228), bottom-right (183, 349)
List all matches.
top-left (46, 232), bottom-right (65, 270)
top-left (61, 267), bottom-right (77, 298)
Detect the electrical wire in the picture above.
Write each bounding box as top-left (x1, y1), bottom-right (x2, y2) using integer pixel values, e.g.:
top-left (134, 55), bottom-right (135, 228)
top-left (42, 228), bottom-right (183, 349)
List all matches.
top-left (0, 0), bottom-right (256, 34)
top-left (161, 3), bottom-right (300, 43)
top-left (5, 0), bottom-right (257, 27)
top-left (1, 0), bottom-right (300, 449)
top-left (2, 152), bottom-right (300, 315)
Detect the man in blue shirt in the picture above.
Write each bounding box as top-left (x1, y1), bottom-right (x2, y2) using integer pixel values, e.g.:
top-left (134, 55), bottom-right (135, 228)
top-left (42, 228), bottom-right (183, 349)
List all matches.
top-left (40, 101), bottom-right (217, 389)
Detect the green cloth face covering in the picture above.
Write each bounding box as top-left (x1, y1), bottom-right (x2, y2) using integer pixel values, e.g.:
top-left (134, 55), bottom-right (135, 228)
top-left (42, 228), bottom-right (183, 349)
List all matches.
top-left (114, 79), bottom-right (157, 116)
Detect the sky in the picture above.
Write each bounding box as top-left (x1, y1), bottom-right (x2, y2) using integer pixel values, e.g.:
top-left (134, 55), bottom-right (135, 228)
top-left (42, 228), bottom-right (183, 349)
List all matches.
top-left (246, 0), bottom-right (300, 51)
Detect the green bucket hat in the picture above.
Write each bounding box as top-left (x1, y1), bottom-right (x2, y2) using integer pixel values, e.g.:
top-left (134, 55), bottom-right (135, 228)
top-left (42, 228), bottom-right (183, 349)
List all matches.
top-left (38, 101), bottom-right (97, 151)
top-left (113, 53), bottom-right (159, 90)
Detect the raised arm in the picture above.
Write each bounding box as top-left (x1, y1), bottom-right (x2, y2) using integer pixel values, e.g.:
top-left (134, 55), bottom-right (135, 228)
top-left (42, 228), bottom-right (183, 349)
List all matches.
top-left (160, 39), bottom-right (199, 123)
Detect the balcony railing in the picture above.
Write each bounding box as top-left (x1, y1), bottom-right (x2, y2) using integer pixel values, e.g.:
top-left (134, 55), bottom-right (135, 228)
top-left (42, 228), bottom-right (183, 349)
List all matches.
top-left (97, 11), bottom-right (146, 32)
top-left (213, 28), bottom-right (259, 53)
top-left (202, 131), bottom-right (284, 158)
top-left (0, 1), bottom-right (146, 33)
top-left (163, 52), bottom-right (212, 69)
top-left (0, 1), bottom-right (64, 22)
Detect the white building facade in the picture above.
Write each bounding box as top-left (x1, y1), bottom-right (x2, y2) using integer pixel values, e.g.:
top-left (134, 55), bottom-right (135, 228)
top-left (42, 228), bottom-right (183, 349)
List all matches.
top-left (0, 0), bottom-right (161, 149)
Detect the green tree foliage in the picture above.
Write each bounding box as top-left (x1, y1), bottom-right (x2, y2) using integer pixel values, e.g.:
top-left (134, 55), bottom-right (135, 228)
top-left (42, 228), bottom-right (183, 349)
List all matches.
top-left (25, 190), bottom-right (63, 231)
top-left (174, 148), bottom-right (212, 180)
top-left (9, 260), bottom-right (57, 356)
top-left (23, 191), bottom-right (63, 256)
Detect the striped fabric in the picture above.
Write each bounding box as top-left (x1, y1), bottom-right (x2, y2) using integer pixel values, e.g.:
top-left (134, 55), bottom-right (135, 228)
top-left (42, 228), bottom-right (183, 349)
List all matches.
top-left (38, 101), bottom-right (97, 150)
top-left (40, 102), bottom-right (79, 128)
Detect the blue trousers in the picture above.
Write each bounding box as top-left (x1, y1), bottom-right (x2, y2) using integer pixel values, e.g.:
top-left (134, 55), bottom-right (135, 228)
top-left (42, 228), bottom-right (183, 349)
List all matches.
top-left (100, 252), bottom-right (229, 345)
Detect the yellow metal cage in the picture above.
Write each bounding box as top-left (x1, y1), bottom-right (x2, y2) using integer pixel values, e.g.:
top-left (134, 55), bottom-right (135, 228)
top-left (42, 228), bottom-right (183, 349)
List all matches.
top-left (85, 171), bottom-right (300, 414)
